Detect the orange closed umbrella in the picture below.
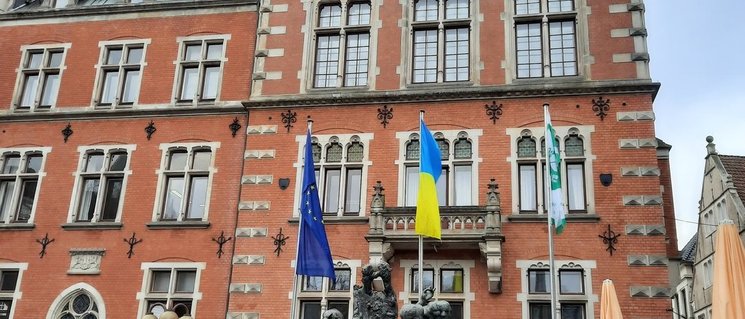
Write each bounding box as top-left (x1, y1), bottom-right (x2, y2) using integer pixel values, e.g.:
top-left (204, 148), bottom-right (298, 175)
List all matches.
top-left (600, 279), bottom-right (623, 319)
top-left (711, 220), bottom-right (745, 319)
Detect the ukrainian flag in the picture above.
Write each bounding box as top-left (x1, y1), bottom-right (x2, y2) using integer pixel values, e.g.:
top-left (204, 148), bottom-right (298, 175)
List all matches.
top-left (416, 118), bottom-right (442, 239)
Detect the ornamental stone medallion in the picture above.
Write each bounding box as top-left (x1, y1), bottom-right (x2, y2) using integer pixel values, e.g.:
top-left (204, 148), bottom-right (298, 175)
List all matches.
top-left (68, 249), bottom-right (105, 275)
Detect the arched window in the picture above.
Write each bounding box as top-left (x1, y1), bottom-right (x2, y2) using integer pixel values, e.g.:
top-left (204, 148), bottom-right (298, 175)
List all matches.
top-left (50, 287), bottom-right (103, 319)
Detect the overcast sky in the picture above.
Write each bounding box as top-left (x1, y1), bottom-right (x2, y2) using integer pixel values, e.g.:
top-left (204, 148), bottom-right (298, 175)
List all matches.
top-left (645, 0), bottom-right (745, 249)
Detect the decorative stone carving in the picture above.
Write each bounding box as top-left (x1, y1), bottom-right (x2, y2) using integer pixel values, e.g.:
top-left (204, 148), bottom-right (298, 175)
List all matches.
top-left (400, 287), bottom-right (453, 319)
top-left (352, 262), bottom-right (398, 319)
top-left (68, 249), bottom-right (105, 275)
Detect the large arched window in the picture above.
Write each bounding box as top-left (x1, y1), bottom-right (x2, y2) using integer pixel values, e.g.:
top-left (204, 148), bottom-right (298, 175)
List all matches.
top-left (47, 284), bottom-right (105, 319)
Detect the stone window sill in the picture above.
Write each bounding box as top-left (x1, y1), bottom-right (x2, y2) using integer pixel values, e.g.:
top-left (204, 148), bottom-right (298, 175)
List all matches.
top-left (0, 223), bottom-right (35, 230)
top-left (61, 222), bottom-right (123, 230)
top-left (288, 216), bottom-right (369, 225)
top-left (146, 221), bottom-right (211, 229)
top-left (507, 214), bottom-right (600, 223)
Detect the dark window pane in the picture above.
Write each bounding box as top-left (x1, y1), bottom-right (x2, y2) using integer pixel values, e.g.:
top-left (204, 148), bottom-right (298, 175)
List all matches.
top-left (530, 303), bottom-right (551, 319)
top-left (561, 303), bottom-right (585, 319)
top-left (449, 301), bottom-right (464, 319)
top-left (441, 269), bottom-right (464, 293)
top-left (150, 271), bottom-right (171, 292)
top-left (27, 52), bottom-right (43, 69)
top-left (2, 155), bottom-right (20, 174)
top-left (163, 177), bottom-right (184, 220)
top-left (169, 151), bottom-right (188, 170)
top-left (77, 178), bottom-right (100, 222)
top-left (0, 271), bottom-right (19, 291)
top-left (186, 176), bottom-right (208, 219)
top-left (0, 181), bottom-right (16, 222)
top-left (328, 301), bottom-right (349, 319)
top-left (85, 154), bottom-right (104, 172)
top-left (172, 300), bottom-right (193, 317)
top-left (559, 270), bottom-right (583, 294)
top-left (406, 140), bottom-right (420, 161)
top-left (453, 139), bottom-right (471, 159)
top-left (72, 293), bottom-right (91, 313)
top-left (109, 153), bottom-right (128, 171)
top-left (437, 139), bottom-right (449, 160)
top-left (15, 180), bottom-right (37, 222)
top-left (48, 51), bottom-right (63, 68)
top-left (529, 270), bottom-right (550, 293)
top-left (206, 43), bottom-right (223, 60)
top-left (518, 137), bottom-right (536, 158)
top-left (301, 301), bottom-right (322, 319)
top-left (101, 178), bottom-right (123, 221)
top-left (331, 269), bottom-right (351, 291)
top-left (303, 276), bottom-right (323, 292)
top-left (326, 143), bottom-right (343, 162)
top-left (126, 47), bottom-right (143, 64)
top-left (25, 155), bottom-right (42, 173)
top-left (411, 269), bottom-right (434, 292)
top-left (192, 150), bottom-right (212, 170)
top-left (175, 271), bottom-right (196, 293)
top-left (347, 142), bottom-right (364, 162)
top-left (106, 48), bottom-right (123, 65)
top-left (565, 135), bottom-right (584, 156)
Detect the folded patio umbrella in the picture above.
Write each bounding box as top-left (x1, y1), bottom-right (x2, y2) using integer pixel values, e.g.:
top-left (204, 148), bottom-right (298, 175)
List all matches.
top-left (600, 279), bottom-right (623, 319)
top-left (712, 220), bottom-right (745, 319)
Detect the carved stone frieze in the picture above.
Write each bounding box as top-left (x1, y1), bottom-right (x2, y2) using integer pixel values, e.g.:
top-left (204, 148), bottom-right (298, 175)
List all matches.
top-left (68, 249), bottom-right (105, 275)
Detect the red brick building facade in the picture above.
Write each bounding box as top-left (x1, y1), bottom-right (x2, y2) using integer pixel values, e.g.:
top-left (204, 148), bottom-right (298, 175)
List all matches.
top-left (0, 1), bottom-right (257, 318)
top-left (0, 0), bottom-right (678, 318)
top-left (232, 0), bottom-right (677, 319)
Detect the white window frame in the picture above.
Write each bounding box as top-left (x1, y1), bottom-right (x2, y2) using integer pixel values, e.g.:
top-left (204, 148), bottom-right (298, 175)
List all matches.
top-left (171, 35), bottom-right (230, 105)
top-left (0, 147), bottom-right (51, 225)
top-left (404, 0), bottom-right (476, 84)
top-left (399, 259), bottom-right (475, 319)
top-left (12, 44), bottom-right (71, 111)
top-left (293, 133), bottom-right (373, 217)
top-left (0, 263), bottom-right (27, 319)
top-left (516, 259), bottom-right (598, 319)
top-left (152, 142), bottom-right (219, 223)
top-left (507, 125), bottom-right (595, 215)
top-left (309, 1), bottom-right (374, 89)
top-left (702, 258), bottom-right (713, 288)
top-left (91, 39), bottom-right (150, 108)
top-left (66, 145), bottom-right (135, 224)
top-left (505, 0), bottom-right (589, 82)
top-left (136, 262), bottom-right (204, 319)
top-left (45, 283), bottom-right (106, 319)
top-left (395, 129), bottom-right (482, 207)
top-left (293, 260), bottom-right (360, 319)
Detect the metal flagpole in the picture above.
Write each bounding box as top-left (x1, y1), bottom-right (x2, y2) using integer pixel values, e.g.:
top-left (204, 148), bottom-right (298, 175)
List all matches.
top-left (544, 104), bottom-right (558, 319)
top-left (290, 120), bottom-right (314, 319)
top-left (418, 110), bottom-right (425, 303)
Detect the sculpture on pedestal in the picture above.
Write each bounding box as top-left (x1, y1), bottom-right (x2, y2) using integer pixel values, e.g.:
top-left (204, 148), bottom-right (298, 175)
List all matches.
top-left (399, 287), bottom-right (452, 319)
top-left (351, 261), bottom-right (398, 319)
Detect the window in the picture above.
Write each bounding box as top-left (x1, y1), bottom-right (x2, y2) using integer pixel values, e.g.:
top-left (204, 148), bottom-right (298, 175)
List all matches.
top-left (175, 37), bottom-right (228, 103)
top-left (296, 134), bottom-right (372, 217)
top-left (519, 260), bottom-right (595, 319)
top-left (139, 263), bottom-right (203, 318)
top-left (509, 126), bottom-right (593, 215)
top-left (0, 264), bottom-right (25, 319)
top-left (513, 0), bottom-right (577, 78)
top-left (401, 260), bottom-right (473, 319)
top-left (154, 143), bottom-right (218, 222)
top-left (15, 46), bottom-right (67, 110)
top-left (52, 290), bottom-right (102, 319)
top-left (703, 258), bottom-right (713, 288)
top-left (95, 42), bottom-right (146, 107)
top-left (399, 130), bottom-right (480, 207)
top-left (296, 261), bottom-right (358, 319)
top-left (410, 0), bottom-right (471, 83)
top-left (69, 146), bottom-right (133, 224)
top-left (0, 149), bottom-right (48, 225)
top-left (311, 2), bottom-right (371, 88)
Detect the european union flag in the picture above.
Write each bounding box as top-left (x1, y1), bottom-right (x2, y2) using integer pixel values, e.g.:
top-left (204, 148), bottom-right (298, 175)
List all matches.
top-left (296, 130), bottom-right (336, 280)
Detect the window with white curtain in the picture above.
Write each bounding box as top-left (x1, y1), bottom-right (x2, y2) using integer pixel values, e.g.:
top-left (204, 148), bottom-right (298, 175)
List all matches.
top-left (0, 149), bottom-right (48, 225)
top-left (509, 126), bottom-right (593, 215)
top-left (312, 1), bottom-right (372, 88)
top-left (399, 129), bottom-right (480, 207)
top-left (138, 263), bottom-right (203, 318)
top-left (299, 134), bottom-right (371, 217)
top-left (153, 143), bottom-right (219, 223)
top-left (70, 146), bottom-right (133, 224)
top-left (410, 0), bottom-right (471, 83)
top-left (174, 36), bottom-right (228, 103)
top-left (14, 45), bottom-right (68, 111)
top-left (95, 42), bottom-right (146, 107)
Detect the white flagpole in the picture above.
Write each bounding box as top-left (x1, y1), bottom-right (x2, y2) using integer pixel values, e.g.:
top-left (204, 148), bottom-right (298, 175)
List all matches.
top-left (544, 104), bottom-right (558, 319)
top-left (418, 110), bottom-right (425, 302)
top-left (290, 120), bottom-right (314, 319)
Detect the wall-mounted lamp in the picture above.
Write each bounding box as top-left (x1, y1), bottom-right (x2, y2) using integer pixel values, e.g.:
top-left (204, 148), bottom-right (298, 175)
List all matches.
top-left (278, 178), bottom-right (290, 190)
top-left (599, 173), bottom-right (613, 187)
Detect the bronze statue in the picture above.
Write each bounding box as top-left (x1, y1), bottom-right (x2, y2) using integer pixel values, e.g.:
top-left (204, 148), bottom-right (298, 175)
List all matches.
top-left (352, 261), bottom-right (398, 319)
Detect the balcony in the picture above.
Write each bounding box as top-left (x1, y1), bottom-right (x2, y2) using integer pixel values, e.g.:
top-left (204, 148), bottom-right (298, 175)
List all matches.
top-left (365, 179), bottom-right (505, 293)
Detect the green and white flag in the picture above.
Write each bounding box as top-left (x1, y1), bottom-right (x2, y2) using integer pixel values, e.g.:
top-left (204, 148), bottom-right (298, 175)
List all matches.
top-left (545, 107), bottom-right (566, 234)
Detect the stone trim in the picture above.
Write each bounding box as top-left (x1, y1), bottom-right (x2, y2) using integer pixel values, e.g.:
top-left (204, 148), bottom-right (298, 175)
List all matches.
top-left (233, 255), bottom-right (266, 265)
top-left (68, 249), bottom-right (106, 275)
top-left (243, 80), bottom-right (660, 108)
top-left (622, 195), bottom-right (662, 206)
top-left (236, 227), bottom-right (268, 238)
top-left (246, 125), bottom-right (278, 135)
top-left (630, 286), bottom-right (671, 298)
top-left (228, 313), bottom-right (260, 319)
top-left (625, 224), bottom-right (665, 236)
top-left (242, 175), bottom-right (273, 184)
top-left (619, 138), bottom-right (658, 149)
top-left (0, 105), bottom-right (243, 122)
top-left (620, 166), bottom-right (660, 176)
top-left (245, 150), bottom-right (276, 159)
top-left (229, 283), bottom-right (262, 293)
top-left (616, 111), bottom-right (654, 121)
top-left (627, 255), bottom-right (668, 266)
top-left (238, 201), bottom-right (271, 211)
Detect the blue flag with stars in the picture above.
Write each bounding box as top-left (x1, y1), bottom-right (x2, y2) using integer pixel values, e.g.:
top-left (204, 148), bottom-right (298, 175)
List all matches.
top-left (296, 130), bottom-right (336, 280)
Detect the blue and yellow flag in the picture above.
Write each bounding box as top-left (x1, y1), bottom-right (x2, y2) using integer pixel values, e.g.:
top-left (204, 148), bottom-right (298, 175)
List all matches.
top-left (416, 119), bottom-right (442, 239)
top-left (296, 130), bottom-right (336, 280)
